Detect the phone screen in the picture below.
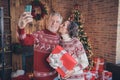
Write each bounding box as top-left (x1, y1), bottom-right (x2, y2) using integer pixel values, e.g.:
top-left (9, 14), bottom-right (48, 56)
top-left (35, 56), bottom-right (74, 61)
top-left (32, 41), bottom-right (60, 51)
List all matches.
top-left (25, 5), bottom-right (32, 12)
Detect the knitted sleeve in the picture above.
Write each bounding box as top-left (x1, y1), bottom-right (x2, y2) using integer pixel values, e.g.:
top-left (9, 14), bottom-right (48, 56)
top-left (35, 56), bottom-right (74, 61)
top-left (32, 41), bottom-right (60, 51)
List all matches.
top-left (17, 28), bottom-right (34, 46)
top-left (73, 39), bottom-right (89, 72)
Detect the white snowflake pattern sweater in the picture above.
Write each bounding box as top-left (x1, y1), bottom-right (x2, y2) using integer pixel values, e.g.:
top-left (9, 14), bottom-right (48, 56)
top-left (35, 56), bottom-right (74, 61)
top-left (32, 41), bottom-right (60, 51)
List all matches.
top-left (60, 34), bottom-right (89, 80)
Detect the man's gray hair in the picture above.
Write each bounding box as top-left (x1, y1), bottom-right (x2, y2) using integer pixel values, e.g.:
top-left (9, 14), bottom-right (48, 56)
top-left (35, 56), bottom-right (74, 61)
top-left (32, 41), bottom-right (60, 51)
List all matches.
top-left (49, 12), bottom-right (63, 24)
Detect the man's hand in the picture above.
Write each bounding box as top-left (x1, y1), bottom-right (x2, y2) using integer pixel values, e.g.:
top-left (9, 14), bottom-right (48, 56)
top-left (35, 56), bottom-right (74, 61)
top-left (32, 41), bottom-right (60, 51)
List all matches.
top-left (18, 12), bottom-right (33, 29)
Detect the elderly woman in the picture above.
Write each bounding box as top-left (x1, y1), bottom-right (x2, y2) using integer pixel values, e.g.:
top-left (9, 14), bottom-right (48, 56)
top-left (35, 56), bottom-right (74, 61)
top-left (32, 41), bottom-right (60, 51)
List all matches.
top-left (52, 20), bottom-right (89, 80)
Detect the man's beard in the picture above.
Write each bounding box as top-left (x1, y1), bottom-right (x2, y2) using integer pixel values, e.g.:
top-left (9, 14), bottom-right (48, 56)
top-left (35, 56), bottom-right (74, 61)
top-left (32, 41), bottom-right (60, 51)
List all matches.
top-left (47, 26), bottom-right (58, 33)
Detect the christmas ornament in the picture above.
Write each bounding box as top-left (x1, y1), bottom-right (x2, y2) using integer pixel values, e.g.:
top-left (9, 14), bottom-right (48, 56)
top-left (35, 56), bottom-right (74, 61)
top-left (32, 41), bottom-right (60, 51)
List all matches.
top-left (30, 0), bottom-right (48, 21)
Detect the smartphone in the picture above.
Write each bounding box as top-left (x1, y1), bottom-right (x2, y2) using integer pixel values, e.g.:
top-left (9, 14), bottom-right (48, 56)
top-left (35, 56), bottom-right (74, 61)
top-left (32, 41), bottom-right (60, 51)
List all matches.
top-left (25, 5), bottom-right (32, 12)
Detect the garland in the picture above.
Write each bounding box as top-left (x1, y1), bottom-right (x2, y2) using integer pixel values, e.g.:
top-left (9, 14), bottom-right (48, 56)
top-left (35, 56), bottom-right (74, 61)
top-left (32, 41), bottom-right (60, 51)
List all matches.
top-left (30, 0), bottom-right (48, 21)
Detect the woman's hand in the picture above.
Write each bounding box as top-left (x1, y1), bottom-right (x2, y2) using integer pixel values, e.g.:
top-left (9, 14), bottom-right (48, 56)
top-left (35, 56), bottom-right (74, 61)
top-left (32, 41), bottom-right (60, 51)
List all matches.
top-left (18, 12), bottom-right (33, 29)
top-left (63, 70), bottom-right (75, 79)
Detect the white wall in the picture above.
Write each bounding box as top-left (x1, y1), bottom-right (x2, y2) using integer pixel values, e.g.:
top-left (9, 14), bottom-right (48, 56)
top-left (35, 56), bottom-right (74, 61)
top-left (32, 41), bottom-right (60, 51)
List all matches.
top-left (116, 0), bottom-right (120, 64)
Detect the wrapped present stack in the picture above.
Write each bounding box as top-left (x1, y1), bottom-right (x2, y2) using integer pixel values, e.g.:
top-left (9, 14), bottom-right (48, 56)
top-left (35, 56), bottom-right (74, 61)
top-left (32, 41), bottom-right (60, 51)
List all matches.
top-left (84, 57), bottom-right (112, 80)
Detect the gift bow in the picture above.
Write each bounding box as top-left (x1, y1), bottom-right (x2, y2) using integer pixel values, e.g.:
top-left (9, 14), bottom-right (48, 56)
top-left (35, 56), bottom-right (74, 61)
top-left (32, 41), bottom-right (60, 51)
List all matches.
top-left (49, 54), bottom-right (62, 68)
top-left (49, 50), bottom-right (68, 73)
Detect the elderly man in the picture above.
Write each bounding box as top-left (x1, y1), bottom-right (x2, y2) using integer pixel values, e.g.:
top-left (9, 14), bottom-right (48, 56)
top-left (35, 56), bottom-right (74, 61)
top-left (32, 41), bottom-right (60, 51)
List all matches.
top-left (18, 12), bottom-right (63, 80)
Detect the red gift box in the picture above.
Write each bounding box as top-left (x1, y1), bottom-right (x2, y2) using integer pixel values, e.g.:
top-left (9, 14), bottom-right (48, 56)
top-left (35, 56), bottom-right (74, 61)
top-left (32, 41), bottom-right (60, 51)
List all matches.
top-left (84, 70), bottom-right (96, 80)
top-left (47, 45), bottom-right (77, 78)
top-left (92, 57), bottom-right (104, 73)
top-left (102, 70), bottom-right (112, 80)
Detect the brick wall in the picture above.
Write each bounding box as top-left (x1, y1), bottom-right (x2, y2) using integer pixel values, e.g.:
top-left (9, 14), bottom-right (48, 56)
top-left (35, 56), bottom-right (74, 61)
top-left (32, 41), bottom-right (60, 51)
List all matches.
top-left (52, 0), bottom-right (119, 63)
top-left (10, 0), bottom-right (119, 64)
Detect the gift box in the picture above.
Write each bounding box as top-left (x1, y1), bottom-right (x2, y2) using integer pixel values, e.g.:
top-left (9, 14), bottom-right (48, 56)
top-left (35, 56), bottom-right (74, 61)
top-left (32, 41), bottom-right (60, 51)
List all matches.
top-left (84, 70), bottom-right (96, 80)
top-left (92, 57), bottom-right (104, 73)
top-left (47, 45), bottom-right (77, 78)
top-left (102, 70), bottom-right (112, 80)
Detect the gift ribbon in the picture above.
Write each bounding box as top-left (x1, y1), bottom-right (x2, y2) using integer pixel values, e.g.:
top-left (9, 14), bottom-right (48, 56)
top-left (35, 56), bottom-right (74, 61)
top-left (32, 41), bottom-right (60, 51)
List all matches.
top-left (95, 58), bottom-right (104, 71)
top-left (60, 65), bottom-right (68, 73)
top-left (49, 50), bottom-right (68, 73)
top-left (50, 49), bottom-right (66, 58)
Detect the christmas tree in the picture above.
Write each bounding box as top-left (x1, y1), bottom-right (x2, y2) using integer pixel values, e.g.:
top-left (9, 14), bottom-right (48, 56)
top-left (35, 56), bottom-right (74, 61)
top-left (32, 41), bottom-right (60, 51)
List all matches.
top-left (68, 4), bottom-right (93, 70)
